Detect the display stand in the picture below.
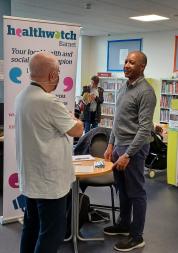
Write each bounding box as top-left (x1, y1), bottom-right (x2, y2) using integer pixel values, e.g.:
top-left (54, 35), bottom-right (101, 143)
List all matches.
top-left (167, 99), bottom-right (178, 186)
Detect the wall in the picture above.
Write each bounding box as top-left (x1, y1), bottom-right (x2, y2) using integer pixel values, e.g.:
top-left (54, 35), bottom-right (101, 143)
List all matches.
top-left (0, 0), bottom-right (11, 59)
top-left (81, 36), bottom-right (93, 86)
top-left (81, 30), bottom-right (178, 123)
top-left (147, 78), bottom-right (161, 123)
top-left (85, 30), bottom-right (178, 80)
top-left (75, 36), bottom-right (82, 96)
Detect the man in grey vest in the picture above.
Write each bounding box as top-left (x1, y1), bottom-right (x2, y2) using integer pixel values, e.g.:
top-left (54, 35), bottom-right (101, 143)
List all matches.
top-left (104, 51), bottom-right (156, 252)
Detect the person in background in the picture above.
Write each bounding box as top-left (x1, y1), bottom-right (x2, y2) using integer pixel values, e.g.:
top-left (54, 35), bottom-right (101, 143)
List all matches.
top-left (104, 51), bottom-right (156, 252)
top-left (154, 124), bottom-right (164, 141)
top-left (81, 75), bottom-right (104, 133)
top-left (15, 52), bottom-right (83, 253)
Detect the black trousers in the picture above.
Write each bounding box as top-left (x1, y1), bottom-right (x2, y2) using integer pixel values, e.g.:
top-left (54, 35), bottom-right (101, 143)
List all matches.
top-left (113, 144), bottom-right (149, 239)
top-left (20, 195), bottom-right (67, 253)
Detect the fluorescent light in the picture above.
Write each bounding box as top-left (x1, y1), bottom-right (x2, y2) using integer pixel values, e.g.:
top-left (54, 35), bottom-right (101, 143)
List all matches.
top-left (130, 14), bottom-right (169, 22)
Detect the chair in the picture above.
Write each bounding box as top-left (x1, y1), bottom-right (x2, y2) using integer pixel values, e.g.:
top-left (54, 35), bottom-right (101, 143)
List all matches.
top-left (74, 127), bottom-right (117, 225)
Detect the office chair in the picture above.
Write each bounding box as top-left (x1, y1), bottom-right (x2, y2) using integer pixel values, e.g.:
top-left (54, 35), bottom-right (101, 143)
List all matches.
top-left (75, 127), bottom-right (117, 225)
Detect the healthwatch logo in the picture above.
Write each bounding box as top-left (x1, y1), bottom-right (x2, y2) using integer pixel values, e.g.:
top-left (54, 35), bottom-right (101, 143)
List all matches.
top-left (9, 67), bottom-right (22, 84)
top-left (6, 25), bottom-right (76, 40)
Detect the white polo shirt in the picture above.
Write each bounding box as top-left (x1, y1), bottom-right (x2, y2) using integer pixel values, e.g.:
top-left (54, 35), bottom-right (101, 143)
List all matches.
top-left (15, 84), bottom-right (77, 199)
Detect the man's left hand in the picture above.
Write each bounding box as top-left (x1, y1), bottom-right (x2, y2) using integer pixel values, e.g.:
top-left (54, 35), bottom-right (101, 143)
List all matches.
top-left (112, 153), bottom-right (130, 171)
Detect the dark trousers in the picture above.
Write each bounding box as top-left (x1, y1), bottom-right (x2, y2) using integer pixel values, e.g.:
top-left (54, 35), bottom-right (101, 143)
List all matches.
top-left (84, 111), bottom-right (98, 133)
top-left (20, 195), bottom-right (67, 253)
top-left (113, 144), bottom-right (149, 240)
top-left (84, 121), bottom-right (98, 133)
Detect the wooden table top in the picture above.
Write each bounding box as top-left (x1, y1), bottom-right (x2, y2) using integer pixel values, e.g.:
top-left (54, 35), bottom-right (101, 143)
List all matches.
top-left (73, 157), bottom-right (113, 179)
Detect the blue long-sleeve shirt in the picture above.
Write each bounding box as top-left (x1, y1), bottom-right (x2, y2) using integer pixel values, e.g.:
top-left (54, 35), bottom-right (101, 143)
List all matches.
top-left (109, 77), bottom-right (156, 157)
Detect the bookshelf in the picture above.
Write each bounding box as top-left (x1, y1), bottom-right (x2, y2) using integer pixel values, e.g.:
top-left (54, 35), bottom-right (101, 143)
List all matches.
top-left (99, 77), bottom-right (126, 128)
top-left (160, 79), bottom-right (178, 123)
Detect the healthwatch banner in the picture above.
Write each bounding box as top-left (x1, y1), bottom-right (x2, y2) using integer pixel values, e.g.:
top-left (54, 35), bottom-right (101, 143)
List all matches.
top-left (1, 16), bottom-right (80, 224)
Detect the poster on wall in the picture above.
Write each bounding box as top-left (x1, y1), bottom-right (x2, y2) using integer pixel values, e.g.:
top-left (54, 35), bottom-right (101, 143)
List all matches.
top-left (169, 108), bottom-right (178, 131)
top-left (1, 16), bottom-right (80, 224)
top-left (107, 39), bottom-right (142, 71)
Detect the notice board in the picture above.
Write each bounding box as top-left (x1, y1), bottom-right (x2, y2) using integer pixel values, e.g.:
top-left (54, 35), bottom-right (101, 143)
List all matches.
top-left (107, 39), bottom-right (142, 72)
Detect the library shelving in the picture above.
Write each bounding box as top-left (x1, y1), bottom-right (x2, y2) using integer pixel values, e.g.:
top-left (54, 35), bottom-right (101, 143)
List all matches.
top-left (99, 77), bottom-right (126, 128)
top-left (160, 79), bottom-right (178, 123)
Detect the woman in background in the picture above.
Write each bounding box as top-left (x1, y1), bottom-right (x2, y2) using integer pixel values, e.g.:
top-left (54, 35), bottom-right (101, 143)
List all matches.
top-left (154, 125), bottom-right (164, 141)
top-left (81, 75), bottom-right (104, 133)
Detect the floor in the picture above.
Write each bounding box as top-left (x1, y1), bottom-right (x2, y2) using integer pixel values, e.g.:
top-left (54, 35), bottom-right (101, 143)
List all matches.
top-left (0, 172), bottom-right (178, 253)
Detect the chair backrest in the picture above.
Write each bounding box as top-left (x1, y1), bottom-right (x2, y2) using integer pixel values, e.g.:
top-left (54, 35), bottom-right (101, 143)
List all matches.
top-left (89, 133), bottom-right (108, 158)
top-left (74, 126), bottom-right (111, 156)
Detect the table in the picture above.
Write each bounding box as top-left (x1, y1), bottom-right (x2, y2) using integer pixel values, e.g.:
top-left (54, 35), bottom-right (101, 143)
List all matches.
top-left (68, 157), bottom-right (113, 253)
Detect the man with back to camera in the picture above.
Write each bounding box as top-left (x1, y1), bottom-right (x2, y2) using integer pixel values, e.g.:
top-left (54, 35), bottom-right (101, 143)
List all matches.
top-left (104, 51), bottom-right (156, 251)
top-left (15, 52), bottom-right (83, 253)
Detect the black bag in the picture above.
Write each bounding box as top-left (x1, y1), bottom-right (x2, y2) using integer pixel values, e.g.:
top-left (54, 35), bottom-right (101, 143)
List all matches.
top-left (65, 191), bottom-right (90, 238)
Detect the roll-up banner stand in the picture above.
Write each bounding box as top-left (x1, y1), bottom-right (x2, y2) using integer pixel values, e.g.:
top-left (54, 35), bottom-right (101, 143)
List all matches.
top-left (1, 16), bottom-right (80, 224)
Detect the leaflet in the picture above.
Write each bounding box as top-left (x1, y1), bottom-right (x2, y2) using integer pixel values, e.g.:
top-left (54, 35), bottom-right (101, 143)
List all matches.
top-left (72, 155), bottom-right (95, 161)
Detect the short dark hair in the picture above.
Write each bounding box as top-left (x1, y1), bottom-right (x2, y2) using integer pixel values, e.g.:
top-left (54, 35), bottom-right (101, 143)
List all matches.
top-left (139, 51), bottom-right (147, 66)
top-left (155, 125), bottom-right (163, 134)
top-left (129, 51), bottom-right (147, 66)
top-left (91, 75), bottom-right (99, 84)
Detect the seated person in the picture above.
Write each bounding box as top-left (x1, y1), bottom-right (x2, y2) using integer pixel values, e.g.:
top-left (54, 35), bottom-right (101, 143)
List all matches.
top-left (154, 125), bottom-right (164, 141)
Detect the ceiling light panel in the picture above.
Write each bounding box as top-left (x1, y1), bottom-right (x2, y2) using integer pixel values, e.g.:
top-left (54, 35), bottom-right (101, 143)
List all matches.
top-left (130, 14), bottom-right (169, 22)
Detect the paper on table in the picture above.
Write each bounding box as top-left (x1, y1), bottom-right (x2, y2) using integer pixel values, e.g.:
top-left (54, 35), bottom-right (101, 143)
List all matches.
top-left (72, 155), bottom-right (95, 161)
top-left (74, 165), bottom-right (94, 173)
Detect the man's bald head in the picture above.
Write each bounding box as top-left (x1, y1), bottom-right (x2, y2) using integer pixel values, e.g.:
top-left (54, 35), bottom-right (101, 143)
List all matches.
top-left (128, 51), bottom-right (147, 67)
top-left (29, 52), bottom-right (59, 82)
top-left (124, 51), bottom-right (147, 83)
top-left (29, 52), bottom-right (60, 92)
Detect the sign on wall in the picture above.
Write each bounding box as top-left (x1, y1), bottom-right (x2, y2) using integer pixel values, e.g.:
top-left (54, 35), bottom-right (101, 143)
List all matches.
top-left (1, 16), bottom-right (80, 224)
top-left (107, 39), bottom-right (142, 72)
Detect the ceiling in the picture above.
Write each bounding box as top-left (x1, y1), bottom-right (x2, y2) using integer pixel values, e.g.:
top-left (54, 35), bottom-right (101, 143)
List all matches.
top-left (11, 0), bottom-right (178, 36)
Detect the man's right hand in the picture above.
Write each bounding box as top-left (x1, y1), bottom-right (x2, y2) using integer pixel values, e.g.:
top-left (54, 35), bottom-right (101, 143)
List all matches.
top-left (104, 144), bottom-right (113, 161)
